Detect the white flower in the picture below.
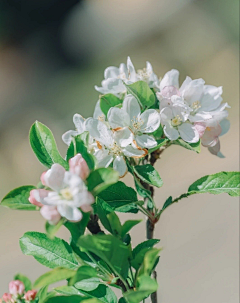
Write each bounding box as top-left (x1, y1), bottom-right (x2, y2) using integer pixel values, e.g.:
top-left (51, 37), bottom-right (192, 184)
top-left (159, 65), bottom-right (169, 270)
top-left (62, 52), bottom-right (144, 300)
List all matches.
top-left (29, 156), bottom-right (94, 222)
top-left (95, 57), bottom-right (159, 96)
top-left (62, 114), bottom-right (86, 145)
top-left (85, 118), bottom-right (147, 177)
top-left (107, 95), bottom-right (160, 148)
top-left (93, 100), bottom-right (106, 122)
top-left (160, 97), bottom-right (199, 143)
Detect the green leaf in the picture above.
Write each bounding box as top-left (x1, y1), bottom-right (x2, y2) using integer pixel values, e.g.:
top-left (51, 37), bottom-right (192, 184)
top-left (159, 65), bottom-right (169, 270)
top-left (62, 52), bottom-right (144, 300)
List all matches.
top-left (124, 275), bottom-right (158, 303)
top-left (188, 171), bottom-right (240, 196)
top-left (66, 135), bottom-right (95, 170)
top-left (34, 267), bottom-right (76, 288)
top-left (125, 81), bottom-right (155, 108)
top-left (20, 232), bottom-right (78, 269)
top-left (81, 299), bottom-right (103, 303)
top-left (87, 168), bottom-right (119, 196)
top-left (121, 220), bottom-right (142, 238)
top-left (131, 239), bottom-right (160, 270)
top-left (107, 212), bottom-right (122, 238)
top-left (95, 197), bottom-right (113, 232)
top-left (78, 234), bottom-right (130, 279)
top-left (97, 181), bottom-right (139, 213)
top-left (54, 286), bottom-right (82, 295)
top-left (45, 296), bottom-right (90, 303)
top-left (152, 125), bottom-right (164, 140)
top-left (161, 196), bottom-right (173, 211)
top-left (14, 273), bottom-right (32, 291)
top-left (1, 186), bottom-right (37, 210)
top-left (138, 248), bottom-right (161, 276)
top-left (29, 121), bottom-right (68, 169)
top-left (83, 285), bottom-right (117, 303)
top-left (45, 218), bottom-right (66, 239)
top-left (69, 266), bottom-right (99, 291)
top-left (37, 285), bottom-right (50, 303)
top-left (64, 212), bottom-right (90, 245)
top-left (100, 94), bottom-right (122, 116)
top-left (148, 138), bottom-right (168, 153)
top-left (173, 139), bottom-right (201, 153)
top-left (133, 164), bottom-right (163, 188)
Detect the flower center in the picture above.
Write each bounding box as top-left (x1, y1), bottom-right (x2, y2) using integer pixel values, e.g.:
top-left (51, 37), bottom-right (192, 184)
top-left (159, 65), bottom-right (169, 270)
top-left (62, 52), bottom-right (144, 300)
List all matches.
top-left (131, 116), bottom-right (144, 133)
top-left (191, 101), bottom-right (201, 112)
top-left (60, 188), bottom-right (73, 200)
top-left (109, 142), bottom-right (122, 156)
top-left (137, 68), bottom-right (151, 81)
top-left (171, 115), bottom-right (182, 127)
top-left (98, 114), bottom-right (105, 122)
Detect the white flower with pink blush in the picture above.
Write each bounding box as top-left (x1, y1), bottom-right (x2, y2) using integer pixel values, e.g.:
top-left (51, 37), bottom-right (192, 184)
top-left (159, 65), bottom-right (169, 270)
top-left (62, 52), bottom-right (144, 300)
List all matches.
top-left (29, 154), bottom-right (94, 223)
top-left (62, 114), bottom-right (86, 145)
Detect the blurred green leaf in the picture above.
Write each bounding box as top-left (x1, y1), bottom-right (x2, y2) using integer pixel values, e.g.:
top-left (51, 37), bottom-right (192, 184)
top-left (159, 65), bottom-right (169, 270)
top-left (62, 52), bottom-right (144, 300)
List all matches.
top-left (126, 81), bottom-right (155, 108)
top-left (133, 164), bottom-right (163, 188)
top-left (14, 273), bottom-right (32, 291)
top-left (100, 94), bottom-right (122, 116)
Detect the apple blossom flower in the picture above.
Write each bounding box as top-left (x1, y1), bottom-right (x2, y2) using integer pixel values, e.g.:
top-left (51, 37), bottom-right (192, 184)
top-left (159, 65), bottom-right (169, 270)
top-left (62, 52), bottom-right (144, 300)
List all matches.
top-left (160, 98), bottom-right (199, 143)
top-left (95, 57), bottom-right (159, 96)
top-left (9, 280), bottom-right (24, 296)
top-left (24, 290), bottom-right (37, 301)
top-left (93, 100), bottom-right (106, 122)
top-left (62, 114), bottom-right (86, 145)
top-left (29, 154), bottom-right (94, 223)
top-left (2, 293), bottom-right (14, 303)
top-left (85, 118), bottom-right (147, 177)
top-left (107, 95), bottom-right (160, 148)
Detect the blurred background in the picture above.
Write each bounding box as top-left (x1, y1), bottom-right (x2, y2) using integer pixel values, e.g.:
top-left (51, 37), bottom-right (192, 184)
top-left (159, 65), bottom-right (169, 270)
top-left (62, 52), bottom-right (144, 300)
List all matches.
top-left (0, 0), bottom-right (239, 302)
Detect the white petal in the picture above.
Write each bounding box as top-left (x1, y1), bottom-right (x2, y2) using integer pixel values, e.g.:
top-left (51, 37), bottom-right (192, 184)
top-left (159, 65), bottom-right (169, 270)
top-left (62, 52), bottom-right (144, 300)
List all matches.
top-left (97, 153), bottom-right (114, 168)
top-left (208, 140), bottom-right (225, 158)
top-left (127, 57), bottom-right (137, 82)
top-left (136, 134), bottom-right (157, 148)
top-left (219, 119), bottom-right (230, 136)
top-left (44, 164), bottom-right (66, 191)
top-left (113, 127), bottom-right (133, 147)
top-left (104, 66), bottom-right (120, 79)
top-left (93, 100), bottom-right (105, 120)
top-left (200, 85), bottom-right (223, 111)
top-left (163, 123), bottom-right (179, 141)
top-left (160, 69), bottom-right (179, 91)
top-left (179, 76), bottom-right (192, 92)
top-left (62, 130), bottom-right (78, 145)
top-left (160, 107), bottom-right (173, 124)
top-left (107, 107), bottom-right (130, 128)
top-left (113, 156), bottom-right (127, 177)
top-left (122, 95), bottom-right (141, 120)
top-left (40, 206), bottom-right (61, 225)
top-left (123, 145), bottom-right (145, 158)
top-left (201, 124), bottom-right (222, 147)
top-left (57, 204), bottom-right (82, 222)
top-left (178, 123), bottom-right (199, 143)
top-left (100, 78), bottom-right (126, 94)
top-left (181, 78), bottom-right (205, 104)
top-left (73, 114), bottom-right (85, 133)
top-left (85, 118), bottom-right (114, 147)
top-left (140, 109), bottom-right (160, 133)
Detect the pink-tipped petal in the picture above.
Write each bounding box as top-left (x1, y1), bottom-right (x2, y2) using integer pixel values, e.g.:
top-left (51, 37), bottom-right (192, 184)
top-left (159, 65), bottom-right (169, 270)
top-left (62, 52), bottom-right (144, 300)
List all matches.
top-left (29, 189), bottom-right (50, 207)
top-left (24, 290), bottom-right (37, 301)
top-left (80, 204), bottom-right (93, 213)
top-left (69, 154), bottom-right (90, 180)
top-left (194, 122), bottom-right (207, 138)
top-left (9, 280), bottom-right (25, 296)
top-left (40, 172), bottom-right (47, 186)
top-left (40, 205), bottom-right (61, 225)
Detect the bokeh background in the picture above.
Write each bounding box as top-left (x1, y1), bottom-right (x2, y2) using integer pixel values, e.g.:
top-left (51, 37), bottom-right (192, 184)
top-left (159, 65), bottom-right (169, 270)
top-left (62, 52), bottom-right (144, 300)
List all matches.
top-left (0, 0), bottom-right (239, 302)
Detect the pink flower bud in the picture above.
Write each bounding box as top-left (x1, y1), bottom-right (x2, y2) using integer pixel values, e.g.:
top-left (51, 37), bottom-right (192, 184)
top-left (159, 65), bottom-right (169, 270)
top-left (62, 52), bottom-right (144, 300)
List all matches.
top-left (2, 293), bottom-right (14, 303)
top-left (69, 154), bottom-right (89, 180)
top-left (24, 290), bottom-right (37, 301)
top-left (40, 205), bottom-right (61, 225)
top-left (194, 122), bottom-right (206, 138)
top-left (40, 172), bottom-right (47, 186)
top-left (9, 280), bottom-right (24, 296)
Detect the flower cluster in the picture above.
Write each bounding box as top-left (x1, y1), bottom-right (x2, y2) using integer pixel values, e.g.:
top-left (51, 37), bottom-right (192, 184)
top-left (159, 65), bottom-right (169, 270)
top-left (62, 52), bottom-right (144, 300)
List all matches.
top-left (0, 281), bottom-right (37, 303)
top-left (29, 154), bottom-right (94, 223)
top-left (62, 57), bottom-right (230, 178)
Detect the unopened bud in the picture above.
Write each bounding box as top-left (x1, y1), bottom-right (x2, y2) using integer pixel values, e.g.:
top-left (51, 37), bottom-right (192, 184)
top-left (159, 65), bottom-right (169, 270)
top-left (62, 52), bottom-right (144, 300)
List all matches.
top-left (24, 290), bottom-right (37, 301)
top-left (9, 280), bottom-right (24, 296)
top-left (69, 154), bottom-right (89, 180)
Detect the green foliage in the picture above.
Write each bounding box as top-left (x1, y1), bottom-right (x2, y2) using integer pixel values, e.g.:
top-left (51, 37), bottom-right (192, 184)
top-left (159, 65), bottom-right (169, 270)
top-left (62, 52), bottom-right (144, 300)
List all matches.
top-left (14, 273), bottom-right (32, 291)
top-left (78, 234), bottom-right (130, 279)
top-left (188, 171), bottom-right (240, 196)
top-left (138, 248), bottom-right (161, 276)
top-left (29, 121), bottom-right (68, 169)
top-left (133, 164), bottom-right (163, 188)
top-left (87, 168), bottom-right (119, 196)
top-left (1, 186), bottom-right (37, 210)
top-left (121, 220), bottom-right (142, 238)
top-left (124, 275), bottom-right (158, 303)
top-left (34, 267), bottom-right (76, 288)
top-left (45, 218), bottom-right (66, 239)
top-left (97, 181), bottom-right (139, 213)
top-left (66, 134), bottom-right (95, 170)
top-left (125, 81), bottom-right (156, 108)
top-left (131, 239), bottom-right (160, 271)
top-left (148, 138), bottom-right (168, 153)
top-left (69, 266), bottom-right (99, 291)
top-left (100, 94), bottom-right (122, 116)
top-left (173, 139), bottom-right (201, 153)
top-left (20, 232), bottom-right (78, 269)
top-left (45, 296), bottom-right (91, 303)
top-left (37, 286), bottom-right (56, 303)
